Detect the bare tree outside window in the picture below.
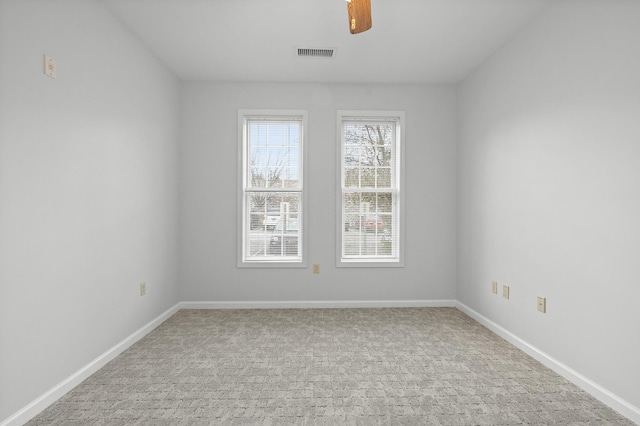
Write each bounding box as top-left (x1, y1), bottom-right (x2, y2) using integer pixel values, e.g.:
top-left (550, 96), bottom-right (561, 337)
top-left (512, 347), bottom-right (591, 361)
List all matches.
top-left (249, 147), bottom-right (290, 229)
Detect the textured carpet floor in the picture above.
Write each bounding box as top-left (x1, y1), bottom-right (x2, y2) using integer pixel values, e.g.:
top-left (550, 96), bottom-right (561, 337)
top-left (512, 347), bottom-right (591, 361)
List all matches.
top-left (27, 308), bottom-right (632, 425)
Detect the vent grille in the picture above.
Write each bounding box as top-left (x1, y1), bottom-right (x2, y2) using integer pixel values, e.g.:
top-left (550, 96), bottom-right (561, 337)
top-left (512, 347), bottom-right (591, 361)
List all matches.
top-left (297, 48), bottom-right (335, 58)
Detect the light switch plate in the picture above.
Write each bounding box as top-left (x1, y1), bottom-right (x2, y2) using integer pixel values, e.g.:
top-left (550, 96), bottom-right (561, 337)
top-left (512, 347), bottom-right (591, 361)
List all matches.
top-left (537, 297), bottom-right (546, 313)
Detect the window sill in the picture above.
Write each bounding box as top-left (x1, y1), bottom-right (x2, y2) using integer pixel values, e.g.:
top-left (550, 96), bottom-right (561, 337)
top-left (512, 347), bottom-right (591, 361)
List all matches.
top-left (337, 259), bottom-right (404, 268)
top-left (238, 260), bottom-right (307, 269)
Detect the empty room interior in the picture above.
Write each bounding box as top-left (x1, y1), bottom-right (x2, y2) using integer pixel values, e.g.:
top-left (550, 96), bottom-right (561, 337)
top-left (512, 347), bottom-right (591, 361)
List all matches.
top-left (1, 0), bottom-right (639, 424)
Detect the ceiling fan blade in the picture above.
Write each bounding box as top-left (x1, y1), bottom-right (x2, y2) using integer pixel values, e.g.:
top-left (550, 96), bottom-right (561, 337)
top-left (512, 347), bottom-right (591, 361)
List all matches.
top-left (347, 0), bottom-right (372, 34)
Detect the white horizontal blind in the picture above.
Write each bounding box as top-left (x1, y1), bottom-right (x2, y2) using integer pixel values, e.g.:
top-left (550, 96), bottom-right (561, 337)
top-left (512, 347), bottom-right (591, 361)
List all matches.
top-left (242, 115), bottom-right (304, 263)
top-left (340, 115), bottom-right (402, 263)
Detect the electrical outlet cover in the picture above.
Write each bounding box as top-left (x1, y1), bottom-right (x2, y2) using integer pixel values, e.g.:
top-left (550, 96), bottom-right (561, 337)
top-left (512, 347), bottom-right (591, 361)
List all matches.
top-left (44, 55), bottom-right (56, 79)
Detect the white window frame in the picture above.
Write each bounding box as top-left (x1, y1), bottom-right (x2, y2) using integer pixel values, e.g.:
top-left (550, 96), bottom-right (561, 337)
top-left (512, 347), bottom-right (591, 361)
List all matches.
top-left (237, 109), bottom-right (308, 268)
top-left (336, 110), bottom-right (405, 267)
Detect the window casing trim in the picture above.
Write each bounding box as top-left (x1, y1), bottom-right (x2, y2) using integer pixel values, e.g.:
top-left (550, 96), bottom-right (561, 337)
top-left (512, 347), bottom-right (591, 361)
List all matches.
top-left (237, 109), bottom-right (308, 268)
top-left (336, 110), bottom-right (405, 268)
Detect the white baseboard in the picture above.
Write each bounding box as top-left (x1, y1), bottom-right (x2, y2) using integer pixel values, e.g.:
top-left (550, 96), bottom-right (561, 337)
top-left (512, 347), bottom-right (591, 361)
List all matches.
top-left (0, 303), bottom-right (181, 426)
top-left (455, 301), bottom-right (640, 425)
top-left (179, 299), bottom-right (457, 310)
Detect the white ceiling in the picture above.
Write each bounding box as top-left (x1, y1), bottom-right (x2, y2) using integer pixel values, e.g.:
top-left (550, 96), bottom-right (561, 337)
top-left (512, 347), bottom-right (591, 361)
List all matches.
top-left (102, 0), bottom-right (550, 84)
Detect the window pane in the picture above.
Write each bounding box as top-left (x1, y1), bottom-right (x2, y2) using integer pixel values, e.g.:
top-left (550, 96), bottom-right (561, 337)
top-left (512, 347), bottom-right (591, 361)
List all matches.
top-left (360, 167), bottom-right (375, 187)
top-left (344, 167), bottom-right (359, 188)
top-left (377, 167), bottom-right (391, 188)
top-left (266, 166), bottom-right (283, 188)
top-left (250, 123), bottom-right (267, 145)
top-left (344, 146), bottom-right (361, 165)
top-left (342, 192), bottom-right (393, 257)
top-left (376, 192), bottom-right (393, 212)
top-left (283, 166), bottom-right (299, 187)
top-left (250, 168), bottom-right (266, 187)
top-left (266, 125), bottom-right (282, 144)
top-left (248, 121), bottom-right (301, 190)
top-left (246, 192), bottom-right (301, 260)
top-left (286, 147), bottom-right (300, 166)
top-left (375, 145), bottom-right (392, 167)
top-left (344, 193), bottom-right (361, 213)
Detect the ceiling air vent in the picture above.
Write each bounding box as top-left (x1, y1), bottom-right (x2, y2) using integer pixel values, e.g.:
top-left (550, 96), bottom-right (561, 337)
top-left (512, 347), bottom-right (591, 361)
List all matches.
top-left (297, 48), bottom-right (335, 58)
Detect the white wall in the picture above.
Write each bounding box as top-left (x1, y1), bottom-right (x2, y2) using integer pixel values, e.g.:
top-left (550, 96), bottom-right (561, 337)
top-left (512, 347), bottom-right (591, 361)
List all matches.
top-left (179, 83), bottom-right (457, 302)
top-left (457, 0), bottom-right (640, 413)
top-left (0, 0), bottom-right (180, 421)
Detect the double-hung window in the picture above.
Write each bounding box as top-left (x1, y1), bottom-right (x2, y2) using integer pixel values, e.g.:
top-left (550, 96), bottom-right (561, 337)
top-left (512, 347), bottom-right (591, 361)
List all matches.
top-left (238, 110), bottom-right (307, 266)
top-left (337, 111), bottom-right (404, 266)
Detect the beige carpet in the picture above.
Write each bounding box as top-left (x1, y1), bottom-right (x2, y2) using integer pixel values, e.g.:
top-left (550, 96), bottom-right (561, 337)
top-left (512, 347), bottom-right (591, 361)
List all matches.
top-left (27, 308), bottom-right (632, 425)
